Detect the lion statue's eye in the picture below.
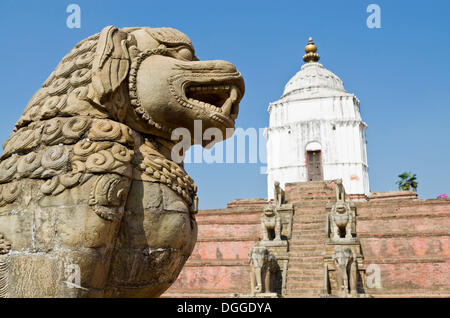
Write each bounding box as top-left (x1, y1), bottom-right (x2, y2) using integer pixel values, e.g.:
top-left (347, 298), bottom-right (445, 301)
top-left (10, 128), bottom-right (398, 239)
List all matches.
top-left (177, 47), bottom-right (193, 61)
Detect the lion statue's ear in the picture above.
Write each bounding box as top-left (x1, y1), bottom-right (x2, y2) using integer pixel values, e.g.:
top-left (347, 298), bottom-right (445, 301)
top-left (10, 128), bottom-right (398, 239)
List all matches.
top-left (88, 25), bottom-right (136, 105)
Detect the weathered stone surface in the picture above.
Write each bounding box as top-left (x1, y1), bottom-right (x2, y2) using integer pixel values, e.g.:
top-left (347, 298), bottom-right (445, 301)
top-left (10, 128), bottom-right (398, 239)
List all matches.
top-left (248, 245), bottom-right (280, 296)
top-left (0, 25), bottom-right (244, 297)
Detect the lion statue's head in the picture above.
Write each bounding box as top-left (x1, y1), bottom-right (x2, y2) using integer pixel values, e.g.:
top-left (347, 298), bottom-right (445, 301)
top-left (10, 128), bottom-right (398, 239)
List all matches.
top-left (13, 26), bottom-right (244, 147)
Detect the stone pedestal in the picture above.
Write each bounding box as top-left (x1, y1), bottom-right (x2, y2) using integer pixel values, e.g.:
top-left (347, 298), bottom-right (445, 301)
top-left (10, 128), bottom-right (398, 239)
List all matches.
top-left (235, 292), bottom-right (279, 298)
top-left (278, 203), bottom-right (294, 240)
top-left (256, 239), bottom-right (289, 296)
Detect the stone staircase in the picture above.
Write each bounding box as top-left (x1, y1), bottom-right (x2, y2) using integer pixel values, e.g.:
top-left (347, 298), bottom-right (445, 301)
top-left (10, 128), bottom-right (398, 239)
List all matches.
top-left (284, 181), bottom-right (336, 297)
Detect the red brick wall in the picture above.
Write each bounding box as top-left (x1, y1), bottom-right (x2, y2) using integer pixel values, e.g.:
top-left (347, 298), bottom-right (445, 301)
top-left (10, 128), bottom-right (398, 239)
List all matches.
top-left (356, 198), bottom-right (450, 297)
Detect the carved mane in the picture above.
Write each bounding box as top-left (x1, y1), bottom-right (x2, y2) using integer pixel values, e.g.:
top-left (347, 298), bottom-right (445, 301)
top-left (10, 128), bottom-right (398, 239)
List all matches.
top-left (0, 26), bottom-right (197, 212)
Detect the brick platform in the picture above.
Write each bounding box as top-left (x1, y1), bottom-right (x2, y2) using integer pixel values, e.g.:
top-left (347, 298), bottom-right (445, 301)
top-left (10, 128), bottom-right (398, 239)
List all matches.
top-left (163, 182), bottom-right (450, 297)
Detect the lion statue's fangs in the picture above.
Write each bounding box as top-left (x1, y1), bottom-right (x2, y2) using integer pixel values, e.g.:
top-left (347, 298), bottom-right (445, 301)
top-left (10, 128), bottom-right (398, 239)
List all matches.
top-left (0, 26), bottom-right (244, 297)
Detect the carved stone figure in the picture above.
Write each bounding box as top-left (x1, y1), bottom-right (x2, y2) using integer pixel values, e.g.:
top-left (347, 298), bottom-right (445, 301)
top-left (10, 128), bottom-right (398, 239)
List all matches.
top-left (326, 180), bottom-right (354, 240)
top-left (0, 26), bottom-right (244, 297)
top-left (327, 202), bottom-right (353, 239)
top-left (0, 234), bottom-right (10, 255)
top-left (273, 181), bottom-right (285, 207)
top-left (333, 246), bottom-right (357, 296)
top-left (261, 205), bottom-right (282, 241)
top-left (335, 178), bottom-right (346, 202)
top-left (0, 234), bottom-right (11, 298)
top-left (249, 246), bottom-right (277, 295)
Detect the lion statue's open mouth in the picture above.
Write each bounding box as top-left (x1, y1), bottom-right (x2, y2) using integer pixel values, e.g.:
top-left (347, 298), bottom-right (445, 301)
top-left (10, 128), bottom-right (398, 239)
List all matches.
top-left (184, 82), bottom-right (241, 120)
top-left (0, 25), bottom-right (244, 298)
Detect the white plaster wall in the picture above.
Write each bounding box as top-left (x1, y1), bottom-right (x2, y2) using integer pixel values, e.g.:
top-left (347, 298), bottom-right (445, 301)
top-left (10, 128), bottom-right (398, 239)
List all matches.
top-left (266, 89), bottom-right (369, 200)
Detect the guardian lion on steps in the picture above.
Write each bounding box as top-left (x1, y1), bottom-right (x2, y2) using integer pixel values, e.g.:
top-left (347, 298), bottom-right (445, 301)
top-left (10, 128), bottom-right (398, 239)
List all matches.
top-left (0, 26), bottom-right (244, 297)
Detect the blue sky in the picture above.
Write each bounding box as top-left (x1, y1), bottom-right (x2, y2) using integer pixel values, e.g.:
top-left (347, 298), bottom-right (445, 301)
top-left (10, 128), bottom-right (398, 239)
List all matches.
top-left (0, 0), bottom-right (449, 209)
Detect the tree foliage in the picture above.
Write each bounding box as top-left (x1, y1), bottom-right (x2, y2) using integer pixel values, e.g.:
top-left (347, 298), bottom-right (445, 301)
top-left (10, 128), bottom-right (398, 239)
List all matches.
top-left (396, 172), bottom-right (418, 192)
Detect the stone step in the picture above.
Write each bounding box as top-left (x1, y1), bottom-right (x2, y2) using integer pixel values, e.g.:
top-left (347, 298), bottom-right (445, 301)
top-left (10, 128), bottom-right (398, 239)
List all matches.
top-left (292, 225), bottom-right (325, 231)
top-left (292, 208), bottom-right (328, 215)
top-left (289, 245), bottom-right (324, 251)
top-left (291, 196), bottom-right (335, 202)
top-left (289, 201), bottom-right (332, 207)
top-left (286, 281), bottom-right (323, 289)
top-left (289, 244), bottom-right (324, 250)
top-left (291, 201), bottom-right (331, 207)
top-left (286, 269), bottom-right (323, 276)
top-left (289, 238), bottom-right (327, 246)
top-left (284, 291), bottom-right (323, 297)
top-left (288, 181), bottom-right (331, 189)
top-left (291, 228), bottom-right (326, 235)
top-left (292, 218), bottom-right (326, 225)
top-left (287, 263), bottom-right (323, 270)
top-left (291, 234), bottom-right (325, 240)
top-left (289, 262), bottom-right (323, 267)
top-left (289, 250), bottom-right (324, 256)
top-left (292, 196), bottom-right (335, 201)
top-left (289, 258), bottom-right (323, 264)
top-left (289, 242), bottom-right (325, 247)
top-left (295, 221), bottom-right (325, 227)
top-left (289, 244), bottom-right (323, 249)
top-left (289, 251), bottom-right (324, 258)
top-left (286, 275), bottom-right (323, 282)
top-left (293, 217), bottom-right (326, 223)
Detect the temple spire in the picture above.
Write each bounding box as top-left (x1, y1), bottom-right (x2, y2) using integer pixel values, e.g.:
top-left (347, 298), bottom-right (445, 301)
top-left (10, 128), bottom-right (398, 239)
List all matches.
top-left (302, 37), bottom-right (320, 63)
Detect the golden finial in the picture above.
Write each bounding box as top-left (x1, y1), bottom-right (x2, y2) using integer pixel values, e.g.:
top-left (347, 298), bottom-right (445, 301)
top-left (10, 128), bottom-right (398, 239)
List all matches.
top-left (302, 37), bottom-right (320, 63)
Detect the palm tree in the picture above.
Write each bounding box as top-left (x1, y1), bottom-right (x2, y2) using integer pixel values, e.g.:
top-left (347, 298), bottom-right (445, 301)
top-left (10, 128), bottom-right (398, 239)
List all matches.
top-left (396, 172), bottom-right (418, 192)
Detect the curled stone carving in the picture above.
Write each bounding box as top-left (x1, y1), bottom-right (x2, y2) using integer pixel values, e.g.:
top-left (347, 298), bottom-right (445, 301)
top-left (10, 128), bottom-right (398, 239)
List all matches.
top-left (0, 157), bottom-right (18, 183)
top-left (42, 119), bottom-right (64, 144)
top-left (89, 119), bottom-right (121, 141)
top-left (89, 174), bottom-right (130, 221)
top-left (17, 152), bottom-right (43, 177)
top-left (0, 234), bottom-right (11, 298)
top-left (2, 117), bottom-right (135, 158)
top-left (0, 234), bottom-right (11, 255)
top-left (2, 183), bottom-right (21, 204)
top-left (0, 182), bottom-right (21, 207)
top-left (62, 117), bottom-right (90, 140)
top-left (0, 25), bottom-right (243, 297)
top-left (72, 141), bottom-right (134, 177)
top-left (41, 146), bottom-right (70, 171)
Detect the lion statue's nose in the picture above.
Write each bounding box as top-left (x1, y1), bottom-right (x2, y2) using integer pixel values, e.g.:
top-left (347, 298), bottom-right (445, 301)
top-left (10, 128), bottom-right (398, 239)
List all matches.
top-left (187, 59), bottom-right (239, 73)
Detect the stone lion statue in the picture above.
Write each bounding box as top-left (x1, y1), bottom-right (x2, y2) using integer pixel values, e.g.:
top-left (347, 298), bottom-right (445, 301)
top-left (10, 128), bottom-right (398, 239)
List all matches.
top-left (261, 205), bottom-right (281, 241)
top-left (0, 25), bottom-right (244, 297)
top-left (326, 179), bottom-right (355, 240)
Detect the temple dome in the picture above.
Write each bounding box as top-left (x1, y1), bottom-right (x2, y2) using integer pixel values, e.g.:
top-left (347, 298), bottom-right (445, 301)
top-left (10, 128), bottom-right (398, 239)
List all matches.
top-left (281, 37), bottom-right (346, 98)
top-left (282, 62), bottom-right (346, 98)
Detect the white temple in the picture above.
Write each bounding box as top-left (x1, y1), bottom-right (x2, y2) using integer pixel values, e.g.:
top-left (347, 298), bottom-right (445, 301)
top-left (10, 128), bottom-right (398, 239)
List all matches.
top-left (265, 38), bottom-right (370, 200)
